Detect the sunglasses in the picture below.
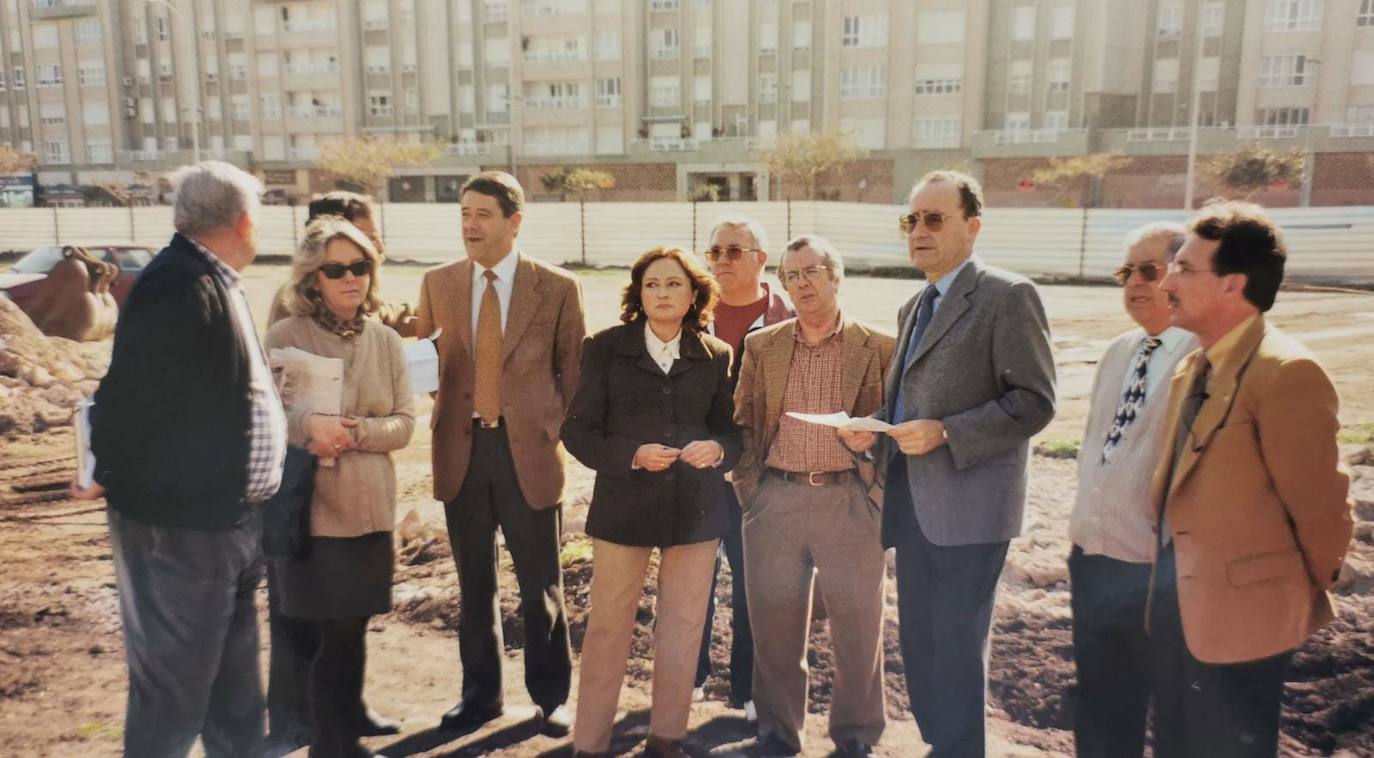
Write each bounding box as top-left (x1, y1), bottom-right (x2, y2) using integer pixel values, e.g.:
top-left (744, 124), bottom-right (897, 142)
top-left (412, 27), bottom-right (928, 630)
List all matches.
top-left (899, 211), bottom-right (951, 234)
top-left (1113, 262), bottom-right (1162, 285)
top-left (703, 245), bottom-right (760, 262)
top-left (318, 260), bottom-right (372, 279)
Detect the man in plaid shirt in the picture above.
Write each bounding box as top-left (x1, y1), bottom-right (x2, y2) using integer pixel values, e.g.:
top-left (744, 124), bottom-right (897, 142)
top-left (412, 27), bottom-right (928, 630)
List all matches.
top-left (75, 160), bottom-right (286, 757)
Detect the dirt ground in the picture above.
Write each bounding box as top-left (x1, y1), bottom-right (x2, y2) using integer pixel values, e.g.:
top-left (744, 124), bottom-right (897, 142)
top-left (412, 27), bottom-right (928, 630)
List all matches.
top-left (2, 265), bottom-right (1373, 757)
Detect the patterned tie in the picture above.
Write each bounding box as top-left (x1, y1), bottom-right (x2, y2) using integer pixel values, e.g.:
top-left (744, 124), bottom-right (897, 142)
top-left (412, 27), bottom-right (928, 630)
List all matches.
top-left (893, 285), bottom-right (939, 422)
top-left (474, 269), bottom-right (503, 424)
top-left (1101, 336), bottom-right (1163, 462)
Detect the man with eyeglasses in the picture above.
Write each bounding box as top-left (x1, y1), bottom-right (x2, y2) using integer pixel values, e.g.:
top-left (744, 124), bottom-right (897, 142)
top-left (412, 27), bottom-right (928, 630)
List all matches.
top-left (732, 235), bottom-right (895, 757)
top-left (1147, 201), bottom-right (1352, 757)
top-left (1066, 222), bottom-right (1195, 757)
top-left (840, 170), bottom-right (1056, 757)
top-left (692, 217), bottom-right (793, 719)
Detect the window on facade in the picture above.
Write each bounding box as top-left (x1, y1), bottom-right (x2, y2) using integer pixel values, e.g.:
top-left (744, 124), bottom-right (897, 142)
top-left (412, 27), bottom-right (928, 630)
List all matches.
top-left (1012, 5), bottom-right (1036, 40)
top-left (75, 19), bottom-right (101, 45)
top-left (43, 140), bottom-right (68, 163)
top-left (1157, 3), bottom-right (1183, 36)
top-left (758, 74), bottom-right (777, 103)
top-left (155, 16), bottom-right (169, 40)
top-left (1202, 2), bottom-right (1225, 35)
top-left (1004, 112), bottom-right (1030, 131)
top-left (597, 30), bottom-right (621, 60)
top-left (913, 62), bottom-right (962, 95)
top-left (791, 69), bottom-right (810, 100)
top-left (32, 25), bottom-right (58, 48)
top-left (595, 77), bottom-right (621, 107)
top-left (1259, 55), bottom-right (1311, 86)
top-left (1051, 5), bottom-right (1074, 38)
top-left (86, 141), bottom-right (112, 163)
top-left (486, 84), bottom-right (510, 112)
top-left (36, 64), bottom-right (62, 86)
top-left (650, 75), bottom-right (679, 107)
top-left (1198, 57), bottom-right (1220, 91)
top-left (1047, 59), bottom-right (1070, 92)
top-left (840, 65), bottom-right (885, 99)
top-left (792, 19), bottom-right (811, 48)
top-left (1357, 0), bottom-right (1373, 25)
top-left (77, 64), bottom-right (104, 85)
top-left (1009, 60), bottom-right (1031, 94)
top-left (1259, 107), bottom-right (1308, 125)
top-left (913, 116), bottom-right (960, 148)
top-left (1265, 0), bottom-right (1322, 31)
top-left (917, 10), bottom-right (965, 44)
top-left (1043, 110), bottom-right (1069, 130)
top-left (369, 93), bottom-right (392, 116)
top-left (1153, 58), bottom-right (1179, 92)
top-left (841, 16), bottom-right (860, 47)
top-left (651, 27), bottom-right (679, 58)
top-left (260, 94), bottom-right (280, 118)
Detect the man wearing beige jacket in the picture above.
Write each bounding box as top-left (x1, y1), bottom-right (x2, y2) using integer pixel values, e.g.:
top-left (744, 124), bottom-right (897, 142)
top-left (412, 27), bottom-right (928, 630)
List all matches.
top-left (1149, 201), bottom-right (1353, 757)
top-left (415, 171), bottom-right (586, 736)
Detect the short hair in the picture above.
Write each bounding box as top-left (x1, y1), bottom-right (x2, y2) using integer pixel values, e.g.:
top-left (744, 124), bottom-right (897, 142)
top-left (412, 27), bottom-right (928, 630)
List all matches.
top-left (1124, 221), bottom-right (1187, 261)
top-left (169, 161), bottom-right (263, 237)
top-left (307, 191), bottom-right (376, 225)
top-left (781, 234), bottom-right (845, 282)
top-left (708, 216), bottom-right (769, 253)
top-left (909, 170), bottom-right (984, 219)
top-left (620, 246), bottom-right (720, 333)
top-left (287, 217), bottom-right (385, 318)
top-left (461, 171), bottom-right (524, 217)
top-left (1187, 201), bottom-right (1287, 312)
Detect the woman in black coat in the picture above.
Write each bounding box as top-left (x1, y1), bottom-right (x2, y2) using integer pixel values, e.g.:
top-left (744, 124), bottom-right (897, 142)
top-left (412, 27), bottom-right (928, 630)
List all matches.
top-left (563, 246), bottom-right (741, 758)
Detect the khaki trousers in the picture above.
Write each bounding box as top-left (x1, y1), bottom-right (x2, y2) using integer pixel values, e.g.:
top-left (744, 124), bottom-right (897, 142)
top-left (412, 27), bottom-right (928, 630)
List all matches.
top-left (742, 475), bottom-right (887, 751)
top-left (572, 538), bottom-right (719, 752)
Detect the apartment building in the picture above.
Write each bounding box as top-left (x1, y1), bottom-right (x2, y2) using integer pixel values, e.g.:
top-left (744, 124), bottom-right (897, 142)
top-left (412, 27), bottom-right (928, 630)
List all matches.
top-left (2, 0), bottom-right (1372, 206)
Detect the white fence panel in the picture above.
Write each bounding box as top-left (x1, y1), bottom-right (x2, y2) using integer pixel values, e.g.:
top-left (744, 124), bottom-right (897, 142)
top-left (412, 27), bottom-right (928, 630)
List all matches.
top-left (583, 202), bottom-right (694, 266)
top-left (972, 208), bottom-right (1087, 276)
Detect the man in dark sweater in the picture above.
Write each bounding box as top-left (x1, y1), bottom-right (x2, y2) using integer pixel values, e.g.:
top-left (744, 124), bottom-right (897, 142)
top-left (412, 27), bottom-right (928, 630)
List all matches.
top-left (693, 216), bottom-right (792, 719)
top-left (74, 160), bottom-right (286, 757)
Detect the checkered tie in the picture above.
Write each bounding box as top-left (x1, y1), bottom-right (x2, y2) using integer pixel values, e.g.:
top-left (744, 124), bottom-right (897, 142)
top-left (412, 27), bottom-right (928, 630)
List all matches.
top-left (1101, 336), bottom-right (1162, 462)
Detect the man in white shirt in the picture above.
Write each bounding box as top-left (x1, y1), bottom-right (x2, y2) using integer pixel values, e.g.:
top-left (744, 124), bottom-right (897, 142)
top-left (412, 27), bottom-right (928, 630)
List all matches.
top-left (1068, 222), bottom-right (1195, 757)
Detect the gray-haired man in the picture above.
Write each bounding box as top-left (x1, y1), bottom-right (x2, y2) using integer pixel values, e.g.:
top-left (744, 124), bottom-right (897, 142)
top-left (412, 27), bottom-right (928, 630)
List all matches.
top-left (75, 161), bottom-right (286, 757)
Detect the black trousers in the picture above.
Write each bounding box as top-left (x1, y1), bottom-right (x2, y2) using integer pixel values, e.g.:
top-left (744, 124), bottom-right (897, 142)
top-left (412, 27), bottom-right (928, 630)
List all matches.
top-left (1068, 545), bottom-right (1153, 758)
top-left (444, 422), bottom-right (572, 712)
top-left (694, 484), bottom-right (753, 703)
top-left (1149, 543), bottom-right (1292, 758)
top-left (308, 617), bottom-right (371, 758)
top-left (887, 458), bottom-right (1009, 758)
top-left (266, 566), bottom-right (318, 750)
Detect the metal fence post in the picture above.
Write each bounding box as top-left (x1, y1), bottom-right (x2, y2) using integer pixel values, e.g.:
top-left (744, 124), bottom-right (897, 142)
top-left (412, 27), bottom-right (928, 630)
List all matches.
top-left (128, 203), bottom-right (136, 242)
top-left (786, 199), bottom-right (792, 241)
top-left (1077, 208), bottom-right (1089, 279)
top-left (51, 206), bottom-right (60, 244)
top-left (691, 201), bottom-right (697, 253)
top-left (291, 205), bottom-right (299, 252)
top-left (579, 199), bottom-right (587, 265)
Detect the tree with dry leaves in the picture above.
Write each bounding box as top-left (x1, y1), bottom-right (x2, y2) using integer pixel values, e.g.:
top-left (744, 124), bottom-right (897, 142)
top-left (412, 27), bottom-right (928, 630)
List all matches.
top-left (540, 167), bottom-right (615, 201)
top-left (314, 137), bottom-right (442, 196)
top-left (760, 130), bottom-right (868, 200)
top-left (0, 144), bottom-right (36, 176)
top-left (1031, 152), bottom-right (1133, 207)
top-left (1203, 144), bottom-right (1305, 199)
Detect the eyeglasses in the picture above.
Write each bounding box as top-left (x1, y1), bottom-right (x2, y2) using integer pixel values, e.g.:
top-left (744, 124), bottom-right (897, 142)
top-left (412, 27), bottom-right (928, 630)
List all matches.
top-left (703, 245), bottom-right (761, 262)
top-left (1165, 261), bottom-right (1216, 277)
top-left (899, 211), bottom-right (951, 234)
top-left (1113, 262), bottom-right (1162, 286)
top-left (318, 260), bottom-right (372, 279)
top-left (781, 265), bottom-right (832, 287)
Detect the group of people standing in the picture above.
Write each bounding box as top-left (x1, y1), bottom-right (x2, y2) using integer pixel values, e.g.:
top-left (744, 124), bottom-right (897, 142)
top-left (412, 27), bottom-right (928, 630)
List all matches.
top-left (73, 159), bottom-right (1353, 758)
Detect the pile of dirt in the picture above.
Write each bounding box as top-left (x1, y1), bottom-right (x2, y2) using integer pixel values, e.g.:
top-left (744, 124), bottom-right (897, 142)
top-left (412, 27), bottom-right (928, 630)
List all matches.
top-left (0, 298), bottom-right (109, 437)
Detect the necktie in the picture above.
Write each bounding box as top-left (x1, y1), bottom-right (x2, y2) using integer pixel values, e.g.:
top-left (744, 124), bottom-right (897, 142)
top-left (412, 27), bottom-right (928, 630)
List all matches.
top-left (1101, 336), bottom-right (1163, 462)
top-left (474, 269), bottom-right (503, 424)
top-left (893, 285), bottom-right (938, 422)
top-left (1160, 355), bottom-right (1210, 546)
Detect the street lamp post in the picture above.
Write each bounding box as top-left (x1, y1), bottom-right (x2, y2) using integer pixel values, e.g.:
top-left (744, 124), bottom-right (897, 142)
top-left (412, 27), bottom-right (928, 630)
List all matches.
top-left (1182, 13), bottom-right (1207, 211)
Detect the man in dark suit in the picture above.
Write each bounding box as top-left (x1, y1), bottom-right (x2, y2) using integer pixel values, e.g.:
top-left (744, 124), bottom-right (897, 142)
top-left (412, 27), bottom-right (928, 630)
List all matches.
top-left (415, 171), bottom-right (586, 735)
top-left (1148, 201), bottom-right (1353, 757)
top-left (844, 170), bottom-right (1056, 757)
top-left (73, 160), bottom-right (287, 757)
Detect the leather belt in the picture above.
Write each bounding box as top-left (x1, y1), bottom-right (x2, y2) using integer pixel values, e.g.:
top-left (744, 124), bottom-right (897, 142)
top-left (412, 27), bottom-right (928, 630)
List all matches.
top-left (766, 467), bottom-right (856, 486)
top-left (473, 416), bottom-right (504, 429)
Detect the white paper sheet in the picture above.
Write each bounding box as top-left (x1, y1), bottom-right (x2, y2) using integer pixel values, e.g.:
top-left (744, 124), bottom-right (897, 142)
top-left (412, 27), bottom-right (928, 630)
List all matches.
top-left (784, 410), bottom-right (894, 432)
top-left (404, 328), bottom-right (441, 395)
top-left (74, 396), bottom-right (96, 488)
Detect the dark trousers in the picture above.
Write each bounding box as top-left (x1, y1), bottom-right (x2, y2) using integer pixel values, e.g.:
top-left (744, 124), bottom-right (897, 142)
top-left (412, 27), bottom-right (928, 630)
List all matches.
top-left (1149, 543), bottom-right (1292, 758)
top-left (266, 564), bottom-right (318, 750)
top-left (1068, 545), bottom-right (1153, 758)
top-left (694, 484), bottom-right (753, 702)
top-left (443, 422), bottom-right (572, 712)
top-left (308, 617), bottom-right (371, 758)
top-left (887, 459), bottom-right (1009, 758)
top-left (108, 508), bottom-right (264, 758)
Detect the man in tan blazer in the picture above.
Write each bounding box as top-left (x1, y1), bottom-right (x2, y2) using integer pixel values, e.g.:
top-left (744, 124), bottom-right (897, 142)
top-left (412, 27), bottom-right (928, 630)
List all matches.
top-left (1150, 200), bottom-right (1353, 757)
top-left (415, 171), bottom-right (586, 736)
top-left (733, 235), bottom-right (896, 757)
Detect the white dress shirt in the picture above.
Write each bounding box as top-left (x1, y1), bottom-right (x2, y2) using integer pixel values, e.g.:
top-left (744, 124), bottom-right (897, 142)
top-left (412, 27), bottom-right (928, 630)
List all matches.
top-left (470, 248), bottom-right (519, 342)
top-left (644, 321), bottom-right (682, 374)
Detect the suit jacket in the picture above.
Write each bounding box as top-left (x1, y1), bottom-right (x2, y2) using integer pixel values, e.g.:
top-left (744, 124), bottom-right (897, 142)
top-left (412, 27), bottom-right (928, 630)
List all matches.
top-left (415, 251), bottom-right (586, 508)
top-left (879, 257), bottom-right (1057, 548)
top-left (732, 317), bottom-right (897, 509)
top-left (1151, 316), bottom-right (1353, 664)
top-left (561, 322), bottom-right (742, 547)
top-left (91, 233), bottom-right (254, 530)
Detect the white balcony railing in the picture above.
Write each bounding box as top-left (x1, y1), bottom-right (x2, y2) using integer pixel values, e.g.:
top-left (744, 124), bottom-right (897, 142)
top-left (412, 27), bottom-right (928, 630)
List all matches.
top-left (288, 146), bottom-right (320, 160)
top-left (1330, 122), bottom-right (1374, 138)
top-left (651, 47), bottom-right (680, 60)
top-left (124, 150), bottom-right (163, 161)
top-left (992, 128), bottom-right (1065, 144)
top-left (282, 18), bottom-right (336, 32)
top-left (649, 136), bottom-right (695, 152)
top-left (447, 142), bottom-right (487, 156)
top-left (694, 44), bottom-right (712, 58)
top-left (523, 50), bottom-right (585, 63)
top-left (1127, 127), bottom-right (1193, 142)
top-left (525, 95), bottom-right (585, 110)
top-left (284, 62), bottom-right (340, 76)
top-left (364, 18), bottom-right (388, 30)
top-left (1239, 125), bottom-right (1300, 139)
top-left (289, 105), bottom-right (343, 118)
top-left (594, 94), bottom-right (621, 107)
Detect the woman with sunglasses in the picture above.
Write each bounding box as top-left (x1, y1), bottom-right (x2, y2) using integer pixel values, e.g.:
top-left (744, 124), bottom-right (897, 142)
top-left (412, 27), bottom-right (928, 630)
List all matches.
top-left (264, 217), bottom-right (414, 758)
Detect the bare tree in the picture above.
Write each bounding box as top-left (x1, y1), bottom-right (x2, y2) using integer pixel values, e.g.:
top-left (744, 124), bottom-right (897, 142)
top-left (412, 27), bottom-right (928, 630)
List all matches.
top-left (0, 145), bottom-right (37, 176)
top-left (760, 130), bottom-right (868, 200)
top-left (540, 167), bottom-right (616, 201)
top-left (1202, 144), bottom-right (1305, 200)
top-left (1030, 153), bottom-right (1133, 207)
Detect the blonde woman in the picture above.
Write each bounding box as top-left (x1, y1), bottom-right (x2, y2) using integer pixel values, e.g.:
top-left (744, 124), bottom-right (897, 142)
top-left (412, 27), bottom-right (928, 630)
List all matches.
top-left (264, 218), bottom-right (414, 758)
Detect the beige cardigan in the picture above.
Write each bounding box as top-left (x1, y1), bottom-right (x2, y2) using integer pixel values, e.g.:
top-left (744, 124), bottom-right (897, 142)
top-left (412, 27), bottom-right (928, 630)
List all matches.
top-left (264, 316), bottom-right (416, 538)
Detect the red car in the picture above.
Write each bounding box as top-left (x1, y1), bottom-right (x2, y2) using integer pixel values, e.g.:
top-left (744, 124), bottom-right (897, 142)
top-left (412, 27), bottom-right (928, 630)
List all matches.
top-left (0, 244), bottom-right (156, 310)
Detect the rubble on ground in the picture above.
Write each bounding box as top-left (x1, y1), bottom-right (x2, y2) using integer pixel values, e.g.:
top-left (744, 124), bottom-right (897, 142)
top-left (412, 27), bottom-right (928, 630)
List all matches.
top-left (0, 298), bottom-right (109, 437)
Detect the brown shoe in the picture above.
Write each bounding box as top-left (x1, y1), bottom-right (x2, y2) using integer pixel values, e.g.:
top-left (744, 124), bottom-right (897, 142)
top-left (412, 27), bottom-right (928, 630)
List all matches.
top-left (644, 735), bottom-right (690, 758)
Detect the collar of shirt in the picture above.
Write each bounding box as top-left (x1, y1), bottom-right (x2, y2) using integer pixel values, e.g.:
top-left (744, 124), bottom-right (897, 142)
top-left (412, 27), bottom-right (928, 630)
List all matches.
top-left (644, 321), bottom-right (682, 370)
top-left (931, 254), bottom-right (975, 299)
top-left (1148, 325), bottom-right (1192, 353)
top-left (188, 237), bottom-right (241, 287)
top-left (474, 247), bottom-right (520, 284)
top-left (793, 311), bottom-right (845, 345)
top-left (1204, 313), bottom-right (1259, 372)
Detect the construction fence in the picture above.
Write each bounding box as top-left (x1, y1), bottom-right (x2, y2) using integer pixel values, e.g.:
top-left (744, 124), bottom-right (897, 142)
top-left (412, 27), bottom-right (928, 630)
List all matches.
top-left (2, 201), bottom-right (1372, 284)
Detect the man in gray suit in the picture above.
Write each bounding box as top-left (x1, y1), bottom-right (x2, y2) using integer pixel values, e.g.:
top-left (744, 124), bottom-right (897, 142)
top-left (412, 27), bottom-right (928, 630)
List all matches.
top-left (842, 170), bottom-right (1056, 756)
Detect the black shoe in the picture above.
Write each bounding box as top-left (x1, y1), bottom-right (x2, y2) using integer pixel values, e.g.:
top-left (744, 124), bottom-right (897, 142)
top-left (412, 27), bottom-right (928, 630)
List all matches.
top-left (644, 735), bottom-right (690, 758)
top-left (439, 699), bottom-right (504, 732)
top-left (835, 738), bottom-right (873, 757)
top-left (750, 734), bottom-right (798, 757)
top-left (353, 706), bottom-right (402, 736)
top-left (539, 703), bottom-right (573, 736)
